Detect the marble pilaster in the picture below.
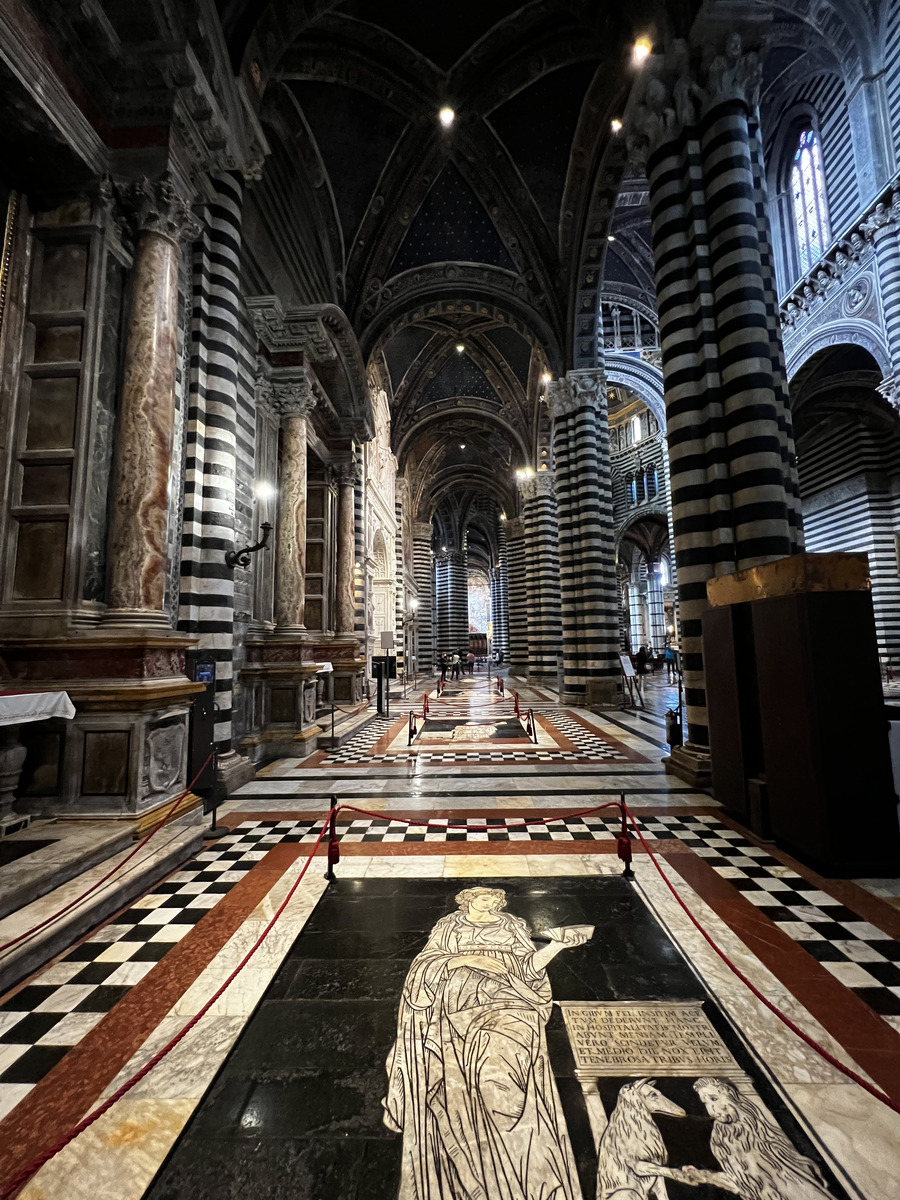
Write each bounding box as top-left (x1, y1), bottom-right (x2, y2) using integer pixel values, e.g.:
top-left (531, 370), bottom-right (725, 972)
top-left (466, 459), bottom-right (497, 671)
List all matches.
top-left (105, 177), bottom-right (200, 626)
top-left (273, 374), bottom-right (317, 634)
top-left (335, 462), bottom-right (359, 636)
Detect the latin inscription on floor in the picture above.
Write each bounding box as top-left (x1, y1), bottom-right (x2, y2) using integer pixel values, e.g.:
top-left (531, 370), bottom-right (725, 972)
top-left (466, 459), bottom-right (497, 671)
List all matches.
top-left (560, 1001), bottom-right (741, 1077)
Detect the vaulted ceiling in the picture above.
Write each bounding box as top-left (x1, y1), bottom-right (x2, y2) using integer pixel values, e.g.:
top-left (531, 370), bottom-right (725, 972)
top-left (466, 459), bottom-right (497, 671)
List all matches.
top-left (235, 0), bottom-right (685, 523)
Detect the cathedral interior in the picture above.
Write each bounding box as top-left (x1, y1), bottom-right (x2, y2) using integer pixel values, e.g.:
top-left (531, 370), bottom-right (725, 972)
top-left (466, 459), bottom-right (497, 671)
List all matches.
top-left (0, 1), bottom-right (899, 1197)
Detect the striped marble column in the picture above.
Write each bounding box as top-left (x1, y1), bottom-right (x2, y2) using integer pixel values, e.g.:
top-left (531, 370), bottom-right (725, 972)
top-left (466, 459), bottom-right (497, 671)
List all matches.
top-left (549, 371), bottom-right (621, 705)
top-left (506, 518), bottom-right (527, 677)
top-left (631, 35), bottom-right (803, 767)
top-left (520, 473), bottom-right (561, 683)
top-left (648, 569), bottom-right (666, 653)
top-left (494, 517), bottom-right (510, 661)
top-left (177, 174), bottom-right (245, 753)
top-left (412, 522), bottom-right (434, 674)
top-left (870, 193), bottom-right (900, 406)
top-left (394, 484), bottom-right (406, 676)
top-left (446, 549), bottom-right (468, 658)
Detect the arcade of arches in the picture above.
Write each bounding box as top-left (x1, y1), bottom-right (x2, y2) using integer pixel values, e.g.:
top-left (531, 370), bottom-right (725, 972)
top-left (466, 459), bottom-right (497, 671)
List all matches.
top-left (0, 3), bottom-right (899, 1198)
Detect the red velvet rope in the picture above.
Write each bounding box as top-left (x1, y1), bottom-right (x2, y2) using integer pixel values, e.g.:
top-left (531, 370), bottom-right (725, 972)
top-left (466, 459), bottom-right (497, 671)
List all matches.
top-left (621, 803), bottom-right (900, 1118)
top-left (4, 800), bottom-right (897, 1196)
top-left (0, 753), bottom-right (214, 959)
top-left (0, 818), bottom-right (330, 1199)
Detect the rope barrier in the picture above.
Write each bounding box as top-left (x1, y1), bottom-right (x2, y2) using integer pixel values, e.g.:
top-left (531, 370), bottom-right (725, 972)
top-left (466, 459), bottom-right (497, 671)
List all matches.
top-left (621, 803), bottom-right (900, 1118)
top-left (0, 818), bottom-right (331, 1200)
top-left (0, 753), bottom-right (214, 960)
top-left (5, 795), bottom-right (899, 1196)
top-left (331, 699), bottom-right (371, 717)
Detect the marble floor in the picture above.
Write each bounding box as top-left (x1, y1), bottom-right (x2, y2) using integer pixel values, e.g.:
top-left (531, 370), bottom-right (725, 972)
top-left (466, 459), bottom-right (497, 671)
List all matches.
top-left (0, 672), bottom-right (898, 1198)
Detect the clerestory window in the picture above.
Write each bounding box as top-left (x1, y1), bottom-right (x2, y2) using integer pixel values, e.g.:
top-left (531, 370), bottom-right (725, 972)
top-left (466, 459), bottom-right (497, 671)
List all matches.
top-left (791, 129), bottom-right (830, 275)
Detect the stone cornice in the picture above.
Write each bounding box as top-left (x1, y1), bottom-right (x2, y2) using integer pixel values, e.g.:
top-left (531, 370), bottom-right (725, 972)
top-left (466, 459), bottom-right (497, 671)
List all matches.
top-left (246, 295), bottom-right (336, 359)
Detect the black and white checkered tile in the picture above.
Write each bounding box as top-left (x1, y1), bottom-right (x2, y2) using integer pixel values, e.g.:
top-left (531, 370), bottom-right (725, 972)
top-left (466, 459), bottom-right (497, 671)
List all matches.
top-left (0, 839), bottom-right (267, 1119)
top-left (221, 815), bottom-right (678, 846)
top-left (322, 706), bottom-right (630, 764)
top-left (667, 815), bottom-right (900, 1028)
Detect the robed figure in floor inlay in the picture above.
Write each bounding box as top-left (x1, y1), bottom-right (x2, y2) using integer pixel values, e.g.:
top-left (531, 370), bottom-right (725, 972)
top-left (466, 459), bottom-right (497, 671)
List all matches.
top-left (383, 886), bottom-right (589, 1199)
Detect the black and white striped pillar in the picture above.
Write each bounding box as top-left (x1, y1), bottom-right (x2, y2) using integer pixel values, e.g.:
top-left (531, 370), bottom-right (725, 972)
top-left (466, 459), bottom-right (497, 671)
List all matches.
top-left (631, 35), bottom-right (803, 762)
top-left (412, 521), bottom-right (434, 675)
top-left (506, 517), bottom-right (527, 677)
top-left (549, 370), bottom-right (621, 705)
top-left (433, 549), bottom-right (468, 659)
top-left (178, 174), bottom-right (245, 757)
top-left (490, 516), bottom-right (510, 662)
top-left (520, 472), bottom-right (562, 684)
top-left (871, 192), bottom-right (900, 406)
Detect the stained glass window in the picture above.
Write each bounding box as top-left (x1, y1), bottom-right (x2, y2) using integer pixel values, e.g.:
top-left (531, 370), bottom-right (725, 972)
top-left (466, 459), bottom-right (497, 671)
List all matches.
top-left (791, 129), bottom-right (830, 275)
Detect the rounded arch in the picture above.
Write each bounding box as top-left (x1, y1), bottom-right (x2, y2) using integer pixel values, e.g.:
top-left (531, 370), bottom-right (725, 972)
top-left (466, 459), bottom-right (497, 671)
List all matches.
top-left (604, 353), bottom-right (666, 429)
top-left (785, 322), bottom-right (891, 381)
top-left (359, 265), bottom-right (565, 376)
top-left (395, 404), bottom-right (530, 469)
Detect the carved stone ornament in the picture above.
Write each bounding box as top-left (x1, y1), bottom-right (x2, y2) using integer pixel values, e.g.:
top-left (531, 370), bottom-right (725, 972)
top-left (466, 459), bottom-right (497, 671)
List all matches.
top-left (413, 522), bottom-right (433, 541)
top-left (269, 370), bottom-right (319, 420)
top-left (505, 517), bottom-right (525, 540)
top-left (335, 460), bottom-right (363, 487)
top-left (119, 174), bottom-right (202, 244)
top-left (245, 294), bottom-right (336, 360)
top-left (878, 375), bottom-right (900, 412)
top-left (703, 32), bottom-right (763, 115)
top-left (546, 378), bottom-right (578, 418)
top-left (569, 368), bottom-right (608, 410)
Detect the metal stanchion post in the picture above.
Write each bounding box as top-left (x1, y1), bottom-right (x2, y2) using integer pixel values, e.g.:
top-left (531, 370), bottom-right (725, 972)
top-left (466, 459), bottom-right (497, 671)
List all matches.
top-left (324, 794), bottom-right (340, 883)
top-left (617, 792), bottom-right (634, 879)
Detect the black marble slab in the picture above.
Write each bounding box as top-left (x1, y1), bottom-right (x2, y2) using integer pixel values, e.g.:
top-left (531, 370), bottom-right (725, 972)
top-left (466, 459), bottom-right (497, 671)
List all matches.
top-left (146, 876), bottom-right (850, 1200)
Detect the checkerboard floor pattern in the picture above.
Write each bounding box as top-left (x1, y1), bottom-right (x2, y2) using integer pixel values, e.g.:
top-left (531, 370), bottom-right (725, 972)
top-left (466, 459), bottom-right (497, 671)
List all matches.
top-left (322, 707), bottom-right (631, 764)
top-left (0, 839), bottom-right (267, 1119)
top-left (670, 815), bottom-right (900, 1027)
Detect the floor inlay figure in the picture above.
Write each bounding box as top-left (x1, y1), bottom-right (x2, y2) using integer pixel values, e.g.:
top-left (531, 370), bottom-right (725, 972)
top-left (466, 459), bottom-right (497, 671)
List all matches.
top-left (382, 886), bottom-right (590, 1199)
top-left (595, 1078), bottom-right (686, 1199)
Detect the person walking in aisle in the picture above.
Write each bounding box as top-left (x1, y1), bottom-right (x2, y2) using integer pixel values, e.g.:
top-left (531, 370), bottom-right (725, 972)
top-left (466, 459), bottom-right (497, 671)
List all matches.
top-left (451, 651), bottom-right (461, 681)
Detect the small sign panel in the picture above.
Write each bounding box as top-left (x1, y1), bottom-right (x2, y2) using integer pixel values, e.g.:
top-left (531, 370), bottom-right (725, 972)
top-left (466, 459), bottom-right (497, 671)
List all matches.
top-left (194, 663), bottom-right (215, 684)
top-left (619, 653), bottom-right (636, 678)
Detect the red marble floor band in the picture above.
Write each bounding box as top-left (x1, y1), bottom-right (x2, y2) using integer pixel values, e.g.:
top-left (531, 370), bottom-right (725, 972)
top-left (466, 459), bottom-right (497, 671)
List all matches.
top-left (665, 850), bottom-right (900, 1106)
top-left (0, 843), bottom-right (304, 1187)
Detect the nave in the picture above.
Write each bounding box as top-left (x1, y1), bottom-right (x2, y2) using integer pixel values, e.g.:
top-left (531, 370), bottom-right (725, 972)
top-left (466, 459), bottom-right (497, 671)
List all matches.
top-left (0, 672), bottom-right (896, 1198)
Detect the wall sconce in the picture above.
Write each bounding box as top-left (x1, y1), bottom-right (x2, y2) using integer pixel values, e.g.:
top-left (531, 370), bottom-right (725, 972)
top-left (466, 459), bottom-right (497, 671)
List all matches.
top-left (226, 480), bottom-right (276, 568)
top-left (226, 522), bottom-right (272, 569)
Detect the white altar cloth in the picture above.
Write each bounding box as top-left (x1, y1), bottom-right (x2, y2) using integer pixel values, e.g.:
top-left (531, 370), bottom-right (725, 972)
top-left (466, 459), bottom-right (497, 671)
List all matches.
top-left (0, 690), bottom-right (76, 728)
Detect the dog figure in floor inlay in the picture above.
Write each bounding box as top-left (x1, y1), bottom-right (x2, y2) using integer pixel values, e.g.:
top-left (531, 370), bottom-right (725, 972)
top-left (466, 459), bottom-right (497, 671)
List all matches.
top-left (595, 1078), bottom-right (686, 1199)
top-left (382, 886), bottom-right (592, 1199)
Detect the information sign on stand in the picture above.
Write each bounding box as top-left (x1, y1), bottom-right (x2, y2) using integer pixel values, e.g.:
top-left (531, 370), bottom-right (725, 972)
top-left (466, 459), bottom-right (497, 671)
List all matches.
top-left (620, 652), bottom-right (644, 709)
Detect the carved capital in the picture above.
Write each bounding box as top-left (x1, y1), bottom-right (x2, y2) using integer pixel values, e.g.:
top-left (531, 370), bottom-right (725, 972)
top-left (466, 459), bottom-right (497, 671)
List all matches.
top-left (546, 379), bottom-right (577, 418)
top-left (119, 174), bottom-right (202, 244)
top-left (413, 522), bottom-right (433, 541)
top-left (335, 460), bottom-right (362, 487)
top-left (700, 32), bottom-right (762, 115)
top-left (878, 376), bottom-right (900, 411)
top-left (505, 517), bottom-right (525, 540)
top-left (269, 367), bottom-right (320, 420)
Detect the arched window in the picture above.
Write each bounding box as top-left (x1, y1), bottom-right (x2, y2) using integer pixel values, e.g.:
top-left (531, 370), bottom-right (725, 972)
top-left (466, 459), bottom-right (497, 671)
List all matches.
top-left (791, 129), bottom-right (830, 275)
top-left (631, 414), bottom-right (642, 444)
top-left (628, 478), bottom-right (637, 505)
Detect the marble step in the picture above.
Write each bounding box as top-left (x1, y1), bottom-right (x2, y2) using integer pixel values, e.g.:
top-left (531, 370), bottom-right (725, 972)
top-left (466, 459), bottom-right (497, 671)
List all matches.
top-left (0, 817), bottom-right (202, 997)
top-left (0, 820), bottom-right (133, 922)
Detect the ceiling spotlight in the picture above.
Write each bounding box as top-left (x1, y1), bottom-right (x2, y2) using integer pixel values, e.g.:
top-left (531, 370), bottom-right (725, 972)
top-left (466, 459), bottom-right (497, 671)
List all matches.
top-left (254, 481), bottom-right (276, 502)
top-left (455, 342), bottom-right (465, 353)
top-left (632, 37), bottom-right (652, 66)
top-left (541, 372), bottom-right (552, 385)
top-left (611, 118), bottom-right (623, 133)
top-left (608, 234), bottom-right (616, 242)
top-left (439, 106), bottom-right (455, 128)
top-left (459, 443), bottom-right (466, 449)
top-left (442, 544), bottom-right (447, 551)
top-left (499, 512), bottom-right (507, 520)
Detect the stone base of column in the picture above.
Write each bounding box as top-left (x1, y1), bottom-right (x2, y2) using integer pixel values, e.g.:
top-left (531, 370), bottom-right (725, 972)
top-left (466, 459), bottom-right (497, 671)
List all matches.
top-left (216, 749), bottom-right (256, 793)
top-left (100, 609), bottom-right (174, 631)
top-left (663, 743), bottom-right (713, 789)
top-left (241, 724), bottom-right (322, 765)
top-left (564, 680), bottom-right (620, 709)
top-left (0, 633), bottom-right (205, 821)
